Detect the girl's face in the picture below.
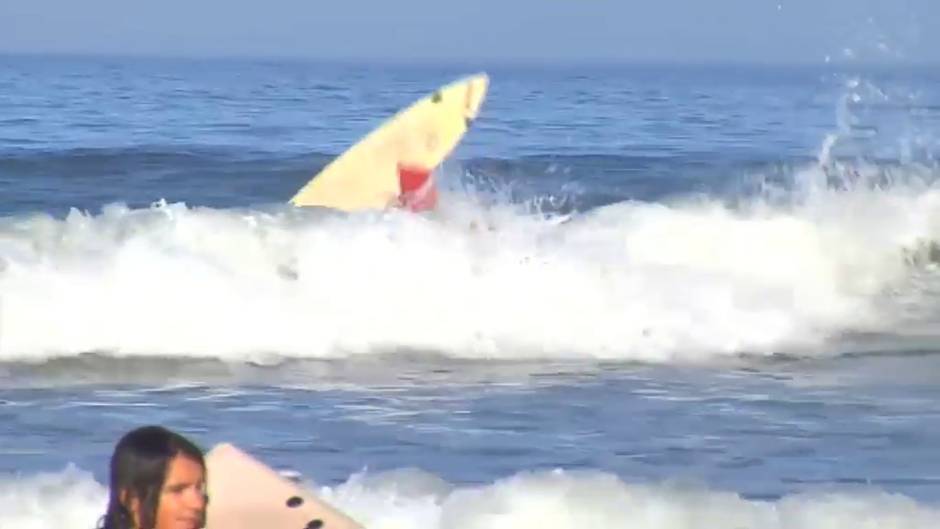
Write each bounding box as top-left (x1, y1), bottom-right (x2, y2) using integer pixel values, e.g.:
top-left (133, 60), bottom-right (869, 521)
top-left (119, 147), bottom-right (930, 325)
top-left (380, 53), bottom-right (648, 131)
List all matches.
top-left (154, 454), bottom-right (207, 529)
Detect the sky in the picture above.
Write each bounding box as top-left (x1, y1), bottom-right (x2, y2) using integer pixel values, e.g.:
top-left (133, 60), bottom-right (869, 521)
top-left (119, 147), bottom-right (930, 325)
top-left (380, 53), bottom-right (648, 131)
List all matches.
top-left (1, 0), bottom-right (938, 65)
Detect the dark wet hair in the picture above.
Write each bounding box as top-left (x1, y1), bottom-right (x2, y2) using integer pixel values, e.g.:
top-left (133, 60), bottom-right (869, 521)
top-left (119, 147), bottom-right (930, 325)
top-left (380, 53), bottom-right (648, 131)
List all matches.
top-left (99, 425), bottom-right (206, 529)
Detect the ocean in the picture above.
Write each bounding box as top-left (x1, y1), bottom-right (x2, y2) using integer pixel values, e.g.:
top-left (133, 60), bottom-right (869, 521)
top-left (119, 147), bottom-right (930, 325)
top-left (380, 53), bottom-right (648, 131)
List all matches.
top-left (2, 54), bottom-right (940, 528)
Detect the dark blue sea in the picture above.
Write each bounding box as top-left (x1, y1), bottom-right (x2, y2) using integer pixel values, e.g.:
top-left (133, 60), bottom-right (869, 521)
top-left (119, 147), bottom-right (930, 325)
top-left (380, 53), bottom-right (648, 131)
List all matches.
top-left (2, 54), bottom-right (940, 528)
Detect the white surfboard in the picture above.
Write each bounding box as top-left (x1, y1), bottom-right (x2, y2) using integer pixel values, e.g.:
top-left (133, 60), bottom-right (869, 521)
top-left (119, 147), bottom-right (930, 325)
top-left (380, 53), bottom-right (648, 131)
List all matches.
top-left (204, 443), bottom-right (363, 529)
top-left (288, 73), bottom-right (489, 212)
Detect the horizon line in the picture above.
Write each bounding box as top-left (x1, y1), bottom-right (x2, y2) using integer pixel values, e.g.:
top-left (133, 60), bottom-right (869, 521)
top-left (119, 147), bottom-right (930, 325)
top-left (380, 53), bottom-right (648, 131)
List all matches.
top-left (2, 49), bottom-right (939, 71)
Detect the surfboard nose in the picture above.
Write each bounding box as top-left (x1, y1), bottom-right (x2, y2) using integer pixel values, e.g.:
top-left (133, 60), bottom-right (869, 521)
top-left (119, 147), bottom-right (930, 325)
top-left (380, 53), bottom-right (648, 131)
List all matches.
top-left (463, 73), bottom-right (489, 121)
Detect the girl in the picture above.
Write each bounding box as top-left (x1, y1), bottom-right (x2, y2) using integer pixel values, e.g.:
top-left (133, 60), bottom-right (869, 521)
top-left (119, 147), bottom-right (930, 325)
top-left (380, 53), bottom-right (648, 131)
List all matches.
top-left (100, 425), bottom-right (207, 529)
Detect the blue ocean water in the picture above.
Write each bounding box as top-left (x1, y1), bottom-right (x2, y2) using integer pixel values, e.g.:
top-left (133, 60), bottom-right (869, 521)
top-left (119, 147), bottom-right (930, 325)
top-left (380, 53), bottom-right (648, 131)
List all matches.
top-left (2, 54), bottom-right (940, 528)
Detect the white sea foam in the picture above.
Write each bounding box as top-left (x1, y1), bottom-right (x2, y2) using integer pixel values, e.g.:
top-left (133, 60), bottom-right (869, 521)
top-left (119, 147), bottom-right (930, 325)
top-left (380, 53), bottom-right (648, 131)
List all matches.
top-left (2, 160), bottom-right (940, 363)
top-left (5, 465), bottom-right (939, 529)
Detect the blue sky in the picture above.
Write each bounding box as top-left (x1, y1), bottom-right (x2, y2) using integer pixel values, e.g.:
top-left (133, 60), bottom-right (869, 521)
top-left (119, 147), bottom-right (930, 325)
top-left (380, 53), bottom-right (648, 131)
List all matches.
top-left (2, 0), bottom-right (937, 64)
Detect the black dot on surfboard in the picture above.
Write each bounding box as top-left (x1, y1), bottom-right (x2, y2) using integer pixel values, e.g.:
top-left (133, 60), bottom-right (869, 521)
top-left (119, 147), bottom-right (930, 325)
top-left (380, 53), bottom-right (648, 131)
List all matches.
top-left (465, 116), bottom-right (473, 128)
top-left (432, 91), bottom-right (442, 103)
top-left (305, 519), bottom-right (324, 529)
top-left (286, 496), bottom-right (304, 508)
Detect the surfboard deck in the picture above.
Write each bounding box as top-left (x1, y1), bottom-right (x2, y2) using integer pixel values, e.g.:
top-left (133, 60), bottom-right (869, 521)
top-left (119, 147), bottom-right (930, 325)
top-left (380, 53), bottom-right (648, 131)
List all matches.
top-left (204, 443), bottom-right (364, 529)
top-left (288, 73), bottom-right (489, 212)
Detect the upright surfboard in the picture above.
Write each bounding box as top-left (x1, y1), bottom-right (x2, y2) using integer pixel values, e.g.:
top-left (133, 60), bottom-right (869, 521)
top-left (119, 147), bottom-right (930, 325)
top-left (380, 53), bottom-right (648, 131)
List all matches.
top-left (205, 443), bottom-right (364, 529)
top-left (288, 73), bottom-right (489, 212)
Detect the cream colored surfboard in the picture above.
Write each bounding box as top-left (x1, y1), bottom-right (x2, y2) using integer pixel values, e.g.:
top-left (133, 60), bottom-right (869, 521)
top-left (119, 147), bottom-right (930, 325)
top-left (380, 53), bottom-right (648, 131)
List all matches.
top-left (288, 73), bottom-right (489, 211)
top-left (205, 443), bottom-right (363, 529)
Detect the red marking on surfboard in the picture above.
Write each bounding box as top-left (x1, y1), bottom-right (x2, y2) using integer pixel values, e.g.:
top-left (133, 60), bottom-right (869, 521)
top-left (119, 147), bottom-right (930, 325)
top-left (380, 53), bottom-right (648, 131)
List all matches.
top-left (397, 164), bottom-right (437, 211)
